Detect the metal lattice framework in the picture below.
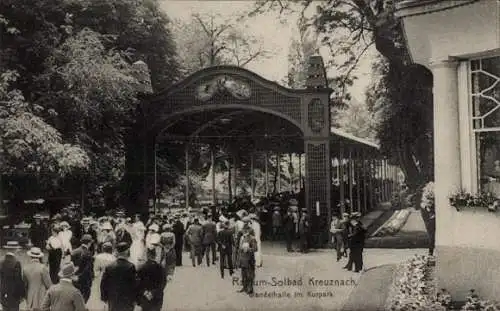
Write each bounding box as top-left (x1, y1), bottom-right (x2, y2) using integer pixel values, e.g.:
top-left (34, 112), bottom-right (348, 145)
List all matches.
top-left (126, 57), bottom-right (385, 245)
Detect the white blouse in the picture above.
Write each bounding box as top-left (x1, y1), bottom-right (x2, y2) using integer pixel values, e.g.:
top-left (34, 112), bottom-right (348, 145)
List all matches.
top-left (47, 236), bottom-right (62, 250)
top-left (58, 230), bottom-right (72, 253)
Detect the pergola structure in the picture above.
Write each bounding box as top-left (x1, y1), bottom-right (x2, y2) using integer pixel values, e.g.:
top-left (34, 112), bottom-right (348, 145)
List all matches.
top-left (126, 56), bottom-right (400, 245)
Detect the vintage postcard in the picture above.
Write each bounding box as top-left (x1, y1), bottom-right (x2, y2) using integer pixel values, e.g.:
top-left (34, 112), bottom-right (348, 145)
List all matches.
top-left (0, 0), bottom-right (493, 310)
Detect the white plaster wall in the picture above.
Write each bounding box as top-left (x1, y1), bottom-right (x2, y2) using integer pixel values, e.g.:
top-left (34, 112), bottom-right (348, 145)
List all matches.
top-left (439, 208), bottom-right (500, 249)
top-left (403, 0), bottom-right (499, 65)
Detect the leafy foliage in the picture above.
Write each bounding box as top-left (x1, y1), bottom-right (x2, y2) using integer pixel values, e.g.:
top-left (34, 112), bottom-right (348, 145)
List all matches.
top-left (172, 12), bottom-right (273, 77)
top-left (251, 0), bottom-right (433, 189)
top-left (0, 70), bottom-right (90, 177)
top-left (0, 0), bottom-right (179, 211)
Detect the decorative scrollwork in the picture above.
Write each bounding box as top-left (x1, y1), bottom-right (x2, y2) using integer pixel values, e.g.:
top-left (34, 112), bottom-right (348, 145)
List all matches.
top-left (308, 98), bottom-right (325, 133)
top-left (195, 75), bottom-right (251, 101)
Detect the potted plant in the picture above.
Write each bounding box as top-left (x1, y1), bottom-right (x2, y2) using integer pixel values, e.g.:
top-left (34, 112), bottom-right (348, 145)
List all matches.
top-left (449, 190), bottom-right (475, 211)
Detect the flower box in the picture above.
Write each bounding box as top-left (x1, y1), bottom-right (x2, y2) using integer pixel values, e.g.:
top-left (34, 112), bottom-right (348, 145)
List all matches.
top-left (449, 191), bottom-right (499, 212)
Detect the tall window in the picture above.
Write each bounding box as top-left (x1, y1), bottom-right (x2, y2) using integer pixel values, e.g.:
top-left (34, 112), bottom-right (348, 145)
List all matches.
top-left (471, 56), bottom-right (500, 196)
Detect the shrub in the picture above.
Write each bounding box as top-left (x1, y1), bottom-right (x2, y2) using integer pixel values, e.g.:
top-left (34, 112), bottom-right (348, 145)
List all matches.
top-left (388, 255), bottom-right (451, 311)
top-left (461, 289), bottom-right (500, 311)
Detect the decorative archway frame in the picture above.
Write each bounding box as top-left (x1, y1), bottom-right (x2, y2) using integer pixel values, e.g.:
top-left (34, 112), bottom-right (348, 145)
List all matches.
top-left (138, 64), bottom-right (333, 244)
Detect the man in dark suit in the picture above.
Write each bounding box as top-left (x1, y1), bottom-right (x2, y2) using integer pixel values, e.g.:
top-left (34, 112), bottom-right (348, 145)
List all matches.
top-left (238, 229), bottom-right (258, 295)
top-left (80, 217), bottom-right (97, 254)
top-left (185, 218), bottom-right (203, 267)
top-left (172, 215), bottom-right (185, 266)
top-left (0, 252), bottom-right (25, 311)
top-left (216, 221), bottom-right (234, 279)
top-left (137, 247), bottom-right (167, 311)
top-left (101, 242), bottom-right (137, 311)
top-left (115, 226), bottom-right (133, 247)
top-left (202, 217), bottom-right (218, 266)
top-left (344, 214), bottom-right (366, 273)
top-left (70, 234), bottom-right (94, 302)
top-left (283, 209), bottom-right (295, 252)
top-left (30, 214), bottom-right (47, 249)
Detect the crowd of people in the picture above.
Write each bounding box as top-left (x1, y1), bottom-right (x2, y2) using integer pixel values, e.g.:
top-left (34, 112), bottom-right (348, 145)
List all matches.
top-left (0, 197), bottom-right (367, 311)
top-left (0, 205), bottom-right (266, 311)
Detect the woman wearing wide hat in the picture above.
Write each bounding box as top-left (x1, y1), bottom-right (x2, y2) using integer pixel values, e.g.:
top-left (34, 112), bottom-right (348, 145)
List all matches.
top-left (24, 247), bottom-right (52, 310)
top-left (41, 261), bottom-right (86, 311)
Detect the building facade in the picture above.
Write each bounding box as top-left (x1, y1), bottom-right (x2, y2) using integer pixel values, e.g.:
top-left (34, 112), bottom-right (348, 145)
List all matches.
top-left (396, 0), bottom-right (500, 300)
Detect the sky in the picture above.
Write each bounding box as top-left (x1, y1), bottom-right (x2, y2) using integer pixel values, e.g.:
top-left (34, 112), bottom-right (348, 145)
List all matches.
top-left (160, 0), bottom-right (376, 102)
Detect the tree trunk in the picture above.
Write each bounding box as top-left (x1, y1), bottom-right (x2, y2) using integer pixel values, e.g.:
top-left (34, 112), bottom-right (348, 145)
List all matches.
top-left (228, 162), bottom-right (232, 203)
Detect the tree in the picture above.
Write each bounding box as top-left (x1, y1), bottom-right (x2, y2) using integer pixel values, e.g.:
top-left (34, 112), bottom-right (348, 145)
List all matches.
top-left (0, 67), bottom-right (90, 215)
top-left (0, 0), bottom-right (180, 212)
top-left (172, 12), bottom-right (273, 77)
top-left (333, 98), bottom-right (378, 140)
top-left (286, 16), bottom-right (319, 89)
top-left (250, 0), bottom-right (433, 191)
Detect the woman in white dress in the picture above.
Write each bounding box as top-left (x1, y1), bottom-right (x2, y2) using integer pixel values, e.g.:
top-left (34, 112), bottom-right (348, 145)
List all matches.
top-left (145, 223), bottom-right (160, 249)
top-left (91, 242), bottom-right (116, 311)
top-left (58, 221), bottom-right (72, 259)
top-left (249, 214), bottom-right (262, 267)
top-left (130, 221), bottom-right (146, 267)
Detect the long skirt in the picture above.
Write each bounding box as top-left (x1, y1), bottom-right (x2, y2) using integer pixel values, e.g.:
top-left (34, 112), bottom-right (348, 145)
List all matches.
top-left (130, 240), bottom-right (145, 267)
top-left (48, 248), bottom-right (62, 284)
top-left (254, 239), bottom-right (262, 267)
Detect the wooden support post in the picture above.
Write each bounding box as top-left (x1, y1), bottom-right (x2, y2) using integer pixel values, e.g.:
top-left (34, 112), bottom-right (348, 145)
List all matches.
top-left (250, 153), bottom-right (255, 202)
top-left (211, 147), bottom-right (216, 205)
top-left (277, 153), bottom-right (281, 193)
top-left (233, 154), bottom-right (237, 198)
top-left (185, 145), bottom-right (189, 210)
top-left (339, 144), bottom-right (345, 215)
top-left (387, 161), bottom-right (390, 201)
top-left (362, 150), bottom-right (367, 215)
top-left (348, 148), bottom-right (353, 213)
top-left (154, 143), bottom-right (158, 213)
top-left (356, 150), bottom-right (361, 213)
top-left (298, 153), bottom-right (302, 190)
top-left (265, 152), bottom-right (269, 196)
top-left (289, 154), bottom-right (293, 193)
top-left (369, 159), bottom-right (374, 210)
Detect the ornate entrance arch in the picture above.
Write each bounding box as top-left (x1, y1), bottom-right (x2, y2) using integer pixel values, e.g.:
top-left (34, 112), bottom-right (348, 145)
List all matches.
top-left (125, 56), bottom-right (333, 242)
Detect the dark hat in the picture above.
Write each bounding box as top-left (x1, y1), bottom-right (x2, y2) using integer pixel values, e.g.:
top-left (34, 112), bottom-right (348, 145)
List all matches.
top-left (102, 242), bottom-right (113, 251)
top-left (81, 234), bottom-right (93, 244)
top-left (116, 242), bottom-right (130, 253)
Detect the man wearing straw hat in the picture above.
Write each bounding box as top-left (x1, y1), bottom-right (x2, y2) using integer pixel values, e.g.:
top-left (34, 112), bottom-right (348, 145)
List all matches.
top-left (40, 261), bottom-right (86, 311)
top-left (24, 247), bottom-right (52, 310)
